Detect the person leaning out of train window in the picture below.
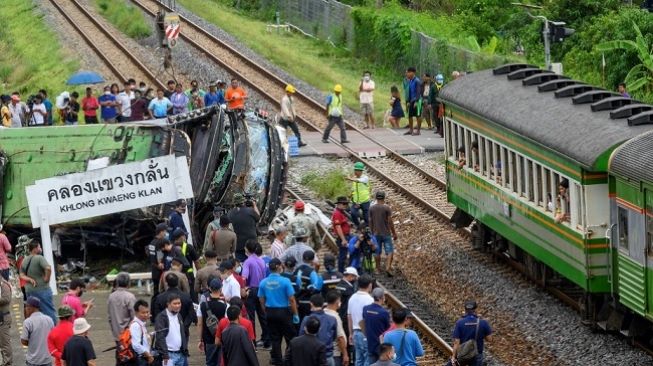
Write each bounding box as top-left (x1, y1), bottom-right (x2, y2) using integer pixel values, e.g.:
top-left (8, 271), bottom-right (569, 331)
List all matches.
top-left (457, 146), bottom-right (466, 169)
top-left (554, 179), bottom-right (570, 224)
top-left (471, 141), bottom-right (480, 172)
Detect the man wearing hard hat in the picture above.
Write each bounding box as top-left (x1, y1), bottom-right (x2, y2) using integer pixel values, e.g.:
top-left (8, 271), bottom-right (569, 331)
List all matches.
top-left (280, 84), bottom-right (306, 147)
top-left (322, 84), bottom-right (350, 144)
top-left (347, 162), bottom-right (371, 227)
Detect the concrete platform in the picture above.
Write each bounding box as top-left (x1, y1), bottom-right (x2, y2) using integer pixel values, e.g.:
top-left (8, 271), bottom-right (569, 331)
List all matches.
top-left (296, 127), bottom-right (444, 158)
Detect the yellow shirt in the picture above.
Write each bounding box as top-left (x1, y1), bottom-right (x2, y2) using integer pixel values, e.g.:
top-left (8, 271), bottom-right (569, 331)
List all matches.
top-left (1, 106), bottom-right (10, 127)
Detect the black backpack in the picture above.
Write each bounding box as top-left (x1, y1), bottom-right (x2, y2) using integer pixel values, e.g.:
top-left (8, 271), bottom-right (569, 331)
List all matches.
top-left (293, 264), bottom-right (316, 300)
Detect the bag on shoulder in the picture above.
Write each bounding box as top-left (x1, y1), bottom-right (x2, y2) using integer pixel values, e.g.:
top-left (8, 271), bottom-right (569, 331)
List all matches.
top-left (204, 303), bottom-right (220, 335)
top-left (117, 323), bottom-right (137, 363)
top-left (456, 319), bottom-right (480, 365)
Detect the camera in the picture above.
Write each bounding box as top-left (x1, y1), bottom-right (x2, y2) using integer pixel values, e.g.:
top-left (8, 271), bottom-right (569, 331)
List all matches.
top-left (26, 94), bottom-right (38, 110)
top-left (244, 192), bottom-right (254, 207)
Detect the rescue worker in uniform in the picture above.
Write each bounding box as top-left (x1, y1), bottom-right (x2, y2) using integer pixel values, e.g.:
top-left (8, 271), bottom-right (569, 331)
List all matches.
top-left (294, 250), bottom-right (322, 322)
top-left (203, 206), bottom-right (223, 255)
top-left (336, 267), bottom-right (358, 364)
top-left (148, 223), bottom-right (168, 306)
top-left (281, 226), bottom-right (319, 268)
top-left (0, 277), bottom-right (12, 365)
top-left (279, 84), bottom-right (306, 147)
top-left (172, 228), bottom-right (200, 302)
top-left (287, 200), bottom-right (321, 251)
top-left (321, 254), bottom-right (343, 298)
top-left (322, 84), bottom-right (349, 144)
top-left (258, 258), bottom-right (299, 366)
top-left (347, 162), bottom-right (371, 228)
top-left (434, 74), bottom-right (445, 137)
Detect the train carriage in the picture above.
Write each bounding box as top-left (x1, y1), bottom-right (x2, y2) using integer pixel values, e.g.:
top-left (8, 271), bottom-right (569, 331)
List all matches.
top-left (440, 64), bottom-right (653, 333)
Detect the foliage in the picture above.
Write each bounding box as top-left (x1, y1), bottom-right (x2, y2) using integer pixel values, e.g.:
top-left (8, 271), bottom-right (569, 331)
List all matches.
top-left (95, 0), bottom-right (152, 39)
top-left (0, 0), bottom-right (78, 96)
top-left (300, 169), bottom-right (349, 200)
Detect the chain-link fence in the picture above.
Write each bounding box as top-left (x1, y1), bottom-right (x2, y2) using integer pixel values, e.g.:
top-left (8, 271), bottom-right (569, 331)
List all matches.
top-left (260, 0), bottom-right (355, 48)
top-left (260, 0), bottom-right (510, 74)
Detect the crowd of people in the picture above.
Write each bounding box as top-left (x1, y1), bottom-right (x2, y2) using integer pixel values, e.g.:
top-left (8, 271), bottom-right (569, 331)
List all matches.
top-left (0, 78), bottom-right (248, 127)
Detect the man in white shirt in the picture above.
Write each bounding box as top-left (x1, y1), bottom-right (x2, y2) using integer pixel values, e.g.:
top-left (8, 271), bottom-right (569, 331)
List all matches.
top-left (131, 300), bottom-right (155, 366)
top-left (348, 274), bottom-right (374, 366)
top-left (154, 294), bottom-right (188, 366)
top-left (279, 84), bottom-right (306, 147)
top-left (8, 93), bottom-right (28, 127)
top-left (117, 81), bottom-right (135, 122)
top-left (325, 289), bottom-right (349, 366)
top-left (359, 71), bottom-right (376, 129)
top-left (29, 95), bottom-right (48, 126)
top-left (219, 259), bottom-right (241, 302)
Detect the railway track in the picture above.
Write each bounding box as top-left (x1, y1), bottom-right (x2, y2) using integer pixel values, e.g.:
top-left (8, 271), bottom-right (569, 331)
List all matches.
top-left (284, 183), bottom-right (452, 365)
top-left (47, 0), bottom-right (164, 90)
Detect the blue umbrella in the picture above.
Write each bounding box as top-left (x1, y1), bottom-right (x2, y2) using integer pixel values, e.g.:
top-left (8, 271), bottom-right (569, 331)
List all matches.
top-left (66, 71), bottom-right (105, 85)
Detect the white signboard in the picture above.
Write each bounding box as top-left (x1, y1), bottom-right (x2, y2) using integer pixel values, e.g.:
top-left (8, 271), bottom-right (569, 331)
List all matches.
top-left (26, 155), bottom-right (193, 227)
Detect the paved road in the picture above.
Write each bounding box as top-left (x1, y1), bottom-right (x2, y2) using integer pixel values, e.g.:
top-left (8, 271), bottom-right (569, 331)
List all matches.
top-left (9, 286), bottom-right (271, 365)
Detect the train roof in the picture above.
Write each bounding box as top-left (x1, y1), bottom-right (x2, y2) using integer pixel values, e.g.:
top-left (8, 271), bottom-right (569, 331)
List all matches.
top-left (609, 129), bottom-right (653, 183)
top-left (439, 64), bottom-right (653, 169)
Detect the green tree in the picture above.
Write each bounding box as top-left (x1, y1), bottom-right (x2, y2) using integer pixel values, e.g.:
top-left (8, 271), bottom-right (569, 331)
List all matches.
top-left (596, 21), bottom-right (653, 93)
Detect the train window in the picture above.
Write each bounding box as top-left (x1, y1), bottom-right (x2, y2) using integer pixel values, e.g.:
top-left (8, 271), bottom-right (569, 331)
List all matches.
top-left (618, 207), bottom-right (629, 251)
top-left (647, 212), bottom-right (653, 257)
top-left (446, 120), bottom-right (454, 158)
top-left (524, 159), bottom-right (533, 201)
top-left (542, 166), bottom-right (550, 210)
top-left (486, 140), bottom-right (493, 179)
top-left (500, 147), bottom-right (507, 187)
top-left (509, 151), bottom-right (516, 193)
top-left (471, 136), bottom-right (479, 171)
top-left (478, 138), bottom-right (486, 176)
top-left (464, 129), bottom-right (471, 168)
top-left (574, 183), bottom-right (584, 228)
top-left (533, 162), bottom-right (542, 206)
top-left (516, 155), bottom-right (524, 196)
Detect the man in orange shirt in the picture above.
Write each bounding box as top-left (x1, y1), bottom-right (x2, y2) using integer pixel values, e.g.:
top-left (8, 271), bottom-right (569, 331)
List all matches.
top-left (225, 79), bottom-right (247, 111)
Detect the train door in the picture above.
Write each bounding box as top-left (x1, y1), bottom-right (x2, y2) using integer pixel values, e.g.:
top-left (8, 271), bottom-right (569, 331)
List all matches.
top-left (645, 186), bottom-right (653, 316)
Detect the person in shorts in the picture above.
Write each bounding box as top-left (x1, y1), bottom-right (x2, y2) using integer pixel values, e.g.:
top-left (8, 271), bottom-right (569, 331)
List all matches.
top-left (359, 71), bottom-right (376, 129)
top-left (402, 67), bottom-right (422, 136)
top-left (368, 191), bottom-right (397, 276)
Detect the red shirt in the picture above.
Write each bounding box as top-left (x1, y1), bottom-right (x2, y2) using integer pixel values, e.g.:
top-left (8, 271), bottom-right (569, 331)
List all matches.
top-left (331, 208), bottom-right (351, 236)
top-left (81, 96), bottom-right (99, 117)
top-left (233, 274), bottom-right (249, 319)
top-left (215, 317), bottom-right (255, 343)
top-left (48, 319), bottom-right (74, 366)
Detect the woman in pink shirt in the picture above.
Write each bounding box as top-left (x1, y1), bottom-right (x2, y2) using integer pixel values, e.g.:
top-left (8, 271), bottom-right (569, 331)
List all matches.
top-left (0, 230), bottom-right (12, 280)
top-left (61, 279), bottom-right (93, 319)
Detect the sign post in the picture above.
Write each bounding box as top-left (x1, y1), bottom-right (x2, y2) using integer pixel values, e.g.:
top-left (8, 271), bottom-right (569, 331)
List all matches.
top-left (26, 155), bottom-right (194, 294)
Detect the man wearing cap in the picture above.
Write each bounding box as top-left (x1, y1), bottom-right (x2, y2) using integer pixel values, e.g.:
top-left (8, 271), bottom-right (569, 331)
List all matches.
top-left (363, 288), bottom-right (391, 364)
top-left (199, 279), bottom-right (227, 366)
top-left (258, 258), bottom-right (298, 366)
top-left (168, 199), bottom-right (188, 237)
top-left (204, 83), bottom-right (225, 107)
top-left (159, 256), bottom-right (191, 294)
top-left (130, 300), bottom-right (155, 366)
top-left (48, 306), bottom-right (75, 366)
top-left (281, 226), bottom-right (319, 269)
top-left (323, 84), bottom-right (349, 144)
top-left (369, 191), bottom-right (398, 276)
top-left (8, 92), bottom-right (28, 127)
top-left (61, 318), bottom-right (96, 366)
top-left (336, 267), bottom-right (358, 337)
top-left (280, 84), bottom-right (306, 147)
top-left (20, 239), bottom-right (57, 324)
top-left (321, 254), bottom-right (343, 298)
top-left (288, 200), bottom-right (321, 251)
top-left (383, 308), bottom-right (424, 366)
top-left (270, 226), bottom-right (287, 260)
top-left (172, 228), bottom-right (200, 302)
top-left (299, 294), bottom-right (337, 365)
top-left (331, 197), bottom-right (352, 273)
top-left (228, 193), bottom-right (260, 263)
top-left (347, 162), bottom-right (371, 228)
top-left (448, 300), bottom-right (492, 366)
top-left (107, 272), bottom-right (136, 341)
top-left (0, 277), bottom-right (11, 365)
top-left (206, 215), bottom-right (236, 262)
top-left (195, 250), bottom-right (221, 295)
top-left (348, 274), bottom-right (374, 366)
top-left (21, 296), bottom-right (54, 366)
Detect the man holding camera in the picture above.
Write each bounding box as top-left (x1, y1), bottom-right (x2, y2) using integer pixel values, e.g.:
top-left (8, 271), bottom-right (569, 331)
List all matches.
top-left (228, 193), bottom-right (260, 263)
top-left (348, 226), bottom-right (378, 275)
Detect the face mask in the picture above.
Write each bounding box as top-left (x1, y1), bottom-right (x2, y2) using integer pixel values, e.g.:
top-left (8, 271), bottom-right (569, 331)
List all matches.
top-left (363, 76), bottom-right (370, 82)
top-left (235, 265), bottom-right (242, 274)
top-left (104, 91), bottom-right (110, 95)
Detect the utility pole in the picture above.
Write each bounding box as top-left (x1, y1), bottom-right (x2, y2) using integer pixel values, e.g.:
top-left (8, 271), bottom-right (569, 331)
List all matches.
top-left (540, 16), bottom-right (551, 70)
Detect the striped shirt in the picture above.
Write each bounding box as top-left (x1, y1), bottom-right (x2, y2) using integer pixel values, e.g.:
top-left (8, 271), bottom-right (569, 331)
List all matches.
top-left (270, 239), bottom-right (285, 259)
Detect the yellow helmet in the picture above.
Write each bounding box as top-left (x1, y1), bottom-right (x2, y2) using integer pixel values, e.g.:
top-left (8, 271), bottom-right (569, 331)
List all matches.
top-left (285, 84), bottom-right (296, 93)
top-left (334, 84), bottom-right (343, 92)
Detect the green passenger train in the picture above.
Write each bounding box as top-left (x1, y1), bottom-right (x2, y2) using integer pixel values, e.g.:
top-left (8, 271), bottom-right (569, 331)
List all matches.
top-left (0, 107), bottom-right (287, 253)
top-left (440, 64), bottom-right (653, 338)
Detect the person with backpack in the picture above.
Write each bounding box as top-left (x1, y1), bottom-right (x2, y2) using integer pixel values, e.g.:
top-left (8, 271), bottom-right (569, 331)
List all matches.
top-left (294, 250), bottom-right (323, 322)
top-left (198, 279), bottom-right (227, 366)
top-left (320, 254), bottom-right (343, 298)
top-left (447, 300), bottom-right (492, 366)
top-left (124, 300), bottom-right (154, 366)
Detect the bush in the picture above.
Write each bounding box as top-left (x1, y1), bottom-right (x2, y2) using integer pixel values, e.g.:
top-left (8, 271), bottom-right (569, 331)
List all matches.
top-left (95, 0), bottom-right (152, 39)
top-left (300, 169), bottom-right (350, 201)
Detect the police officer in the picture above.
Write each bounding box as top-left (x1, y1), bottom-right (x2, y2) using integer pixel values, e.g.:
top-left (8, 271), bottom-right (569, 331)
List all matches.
top-left (287, 200), bottom-right (321, 251)
top-left (203, 206), bottom-right (224, 255)
top-left (258, 258), bottom-right (299, 366)
top-left (336, 267), bottom-right (358, 365)
top-left (148, 223), bottom-right (168, 300)
top-left (346, 162), bottom-right (371, 228)
top-left (172, 228), bottom-right (200, 302)
top-left (448, 300), bottom-right (493, 366)
top-left (321, 254), bottom-right (343, 298)
top-left (293, 250), bottom-right (322, 322)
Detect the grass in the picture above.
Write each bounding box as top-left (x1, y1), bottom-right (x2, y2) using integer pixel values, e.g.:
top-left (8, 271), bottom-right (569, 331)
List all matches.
top-left (301, 169), bottom-right (350, 201)
top-left (0, 1), bottom-right (79, 97)
top-left (95, 0), bottom-right (152, 39)
top-left (178, 0), bottom-right (405, 126)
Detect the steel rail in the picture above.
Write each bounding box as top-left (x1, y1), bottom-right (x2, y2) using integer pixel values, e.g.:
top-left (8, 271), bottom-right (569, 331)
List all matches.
top-left (284, 187), bottom-right (454, 358)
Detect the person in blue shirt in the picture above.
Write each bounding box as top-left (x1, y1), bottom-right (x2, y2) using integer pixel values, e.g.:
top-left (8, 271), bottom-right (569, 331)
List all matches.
top-left (447, 300), bottom-right (492, 366)
top-left (363, 288), bottom-right (391, 364)
top-left (148, 89), bottom-right (173, 118)
top-left (299, 294), bottom-right (338, 364)
top-left (204, 83), bottom-right (225, 107)
top-left (348, 228), bottom-right (378, 274)
top-left (98, 85), bottom-right (118, 123)
top-left (39, 89), bottom-right (53, 125)
top-left (382, 308), bottom-right (424, 366)
top-left (168, 199), bottom-right (188, 236)
top-left (258, 258), bottom-right (299, 366)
